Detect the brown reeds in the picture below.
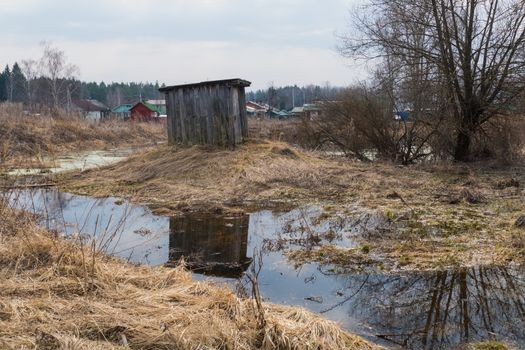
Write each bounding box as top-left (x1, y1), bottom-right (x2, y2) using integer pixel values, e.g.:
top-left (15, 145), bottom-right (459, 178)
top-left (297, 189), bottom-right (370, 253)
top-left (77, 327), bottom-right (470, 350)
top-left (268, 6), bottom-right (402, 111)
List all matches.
top-left (63, 140), bottom-right (346, 214)
top-left (0, 102), bottom-right (166, 162)
top-left (0, 203), bottom-right (377, 349)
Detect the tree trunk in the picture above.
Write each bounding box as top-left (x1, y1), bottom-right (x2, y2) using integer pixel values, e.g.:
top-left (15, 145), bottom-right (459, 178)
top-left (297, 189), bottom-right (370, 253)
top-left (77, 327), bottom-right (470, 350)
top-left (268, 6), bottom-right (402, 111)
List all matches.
top-left (453, 129), bottom-right (471, 162)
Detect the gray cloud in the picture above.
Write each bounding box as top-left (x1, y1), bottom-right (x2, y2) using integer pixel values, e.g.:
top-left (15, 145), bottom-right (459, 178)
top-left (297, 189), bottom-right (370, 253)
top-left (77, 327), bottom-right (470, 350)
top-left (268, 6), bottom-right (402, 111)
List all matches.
top-left (0, 0), bottom-right (367, 90)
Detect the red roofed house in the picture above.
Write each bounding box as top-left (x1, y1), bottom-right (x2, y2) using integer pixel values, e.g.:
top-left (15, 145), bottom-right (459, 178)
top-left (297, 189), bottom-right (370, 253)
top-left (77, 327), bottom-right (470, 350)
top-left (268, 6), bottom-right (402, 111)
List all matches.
top-left (130, 101), bottom-right (160, 122)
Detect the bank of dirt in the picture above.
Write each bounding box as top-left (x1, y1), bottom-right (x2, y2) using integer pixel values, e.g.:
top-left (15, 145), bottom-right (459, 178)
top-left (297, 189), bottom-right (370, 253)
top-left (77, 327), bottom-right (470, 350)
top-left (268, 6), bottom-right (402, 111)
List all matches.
top-left (60, 140), bottom-right (525, 271)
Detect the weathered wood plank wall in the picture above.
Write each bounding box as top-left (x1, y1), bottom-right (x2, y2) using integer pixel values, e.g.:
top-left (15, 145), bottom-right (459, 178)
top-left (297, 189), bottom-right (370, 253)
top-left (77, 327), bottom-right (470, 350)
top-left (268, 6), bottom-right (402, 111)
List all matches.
top-left (160, 79), bottom-right (251, 147)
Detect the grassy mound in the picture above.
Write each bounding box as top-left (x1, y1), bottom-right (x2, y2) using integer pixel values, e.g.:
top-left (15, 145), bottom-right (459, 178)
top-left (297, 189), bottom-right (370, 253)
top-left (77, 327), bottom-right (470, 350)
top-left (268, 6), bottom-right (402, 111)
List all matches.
top-left (63, 140), bottom-right (349, 214)
top-left (0, 204), bottom-right (377, 349)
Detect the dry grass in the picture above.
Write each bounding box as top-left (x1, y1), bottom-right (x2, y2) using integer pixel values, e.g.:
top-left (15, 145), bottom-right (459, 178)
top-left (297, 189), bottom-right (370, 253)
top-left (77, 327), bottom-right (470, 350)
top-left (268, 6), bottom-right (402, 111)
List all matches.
top-left (248, 117), bottom-right (302, 144)
top-left (61, 140), bottom-right (525, 270)
top-left (61, 140), bottom-right (348, 214)
top-left (247, 117), bottom-right (322, 149)
top-left (0, 202), bottom-right (377, 350)
top-left (466, 341), bottom-right (514, 350)
top-left (0, 103), bottom-right (166, 164)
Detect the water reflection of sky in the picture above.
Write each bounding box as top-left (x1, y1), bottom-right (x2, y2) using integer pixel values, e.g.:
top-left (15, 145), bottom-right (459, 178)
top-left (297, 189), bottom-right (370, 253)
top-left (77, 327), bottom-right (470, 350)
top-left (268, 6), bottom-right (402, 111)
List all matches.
top-left (10, 189), bottom-right (170, 265)
top-left (8, 148), bottom-right (142, 176)
top-left (8, 189), bottom-right (525, 349)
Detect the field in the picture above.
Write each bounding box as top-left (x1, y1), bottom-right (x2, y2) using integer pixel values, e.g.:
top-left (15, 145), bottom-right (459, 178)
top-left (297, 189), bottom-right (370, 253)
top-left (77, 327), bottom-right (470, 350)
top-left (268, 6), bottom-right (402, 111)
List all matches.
top-left (1, 109), bottom-right (524, 349)
top-left (60, 139), bottom-right (525, 271)
top-left (0, 108), bottom-right (381, 349)
top-left (0, 103), bottom-right (166, 170)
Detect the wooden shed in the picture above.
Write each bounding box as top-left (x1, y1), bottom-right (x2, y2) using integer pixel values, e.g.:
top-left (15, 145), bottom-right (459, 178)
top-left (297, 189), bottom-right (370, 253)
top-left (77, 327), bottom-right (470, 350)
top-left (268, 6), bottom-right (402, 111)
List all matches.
top-left (159, 78), bottom-right (251, 147)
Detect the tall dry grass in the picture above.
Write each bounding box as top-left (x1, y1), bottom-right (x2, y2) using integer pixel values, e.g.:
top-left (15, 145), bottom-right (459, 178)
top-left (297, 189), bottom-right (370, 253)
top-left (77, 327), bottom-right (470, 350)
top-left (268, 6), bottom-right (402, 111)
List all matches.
top-left (248, 117), bottom-right (314, 146)
top-left (0, 195), bottom-right (377, 350)
top-left (0, 102), bottom-right (166, 161)
top-left (63, 140), bottom-right (352, 215)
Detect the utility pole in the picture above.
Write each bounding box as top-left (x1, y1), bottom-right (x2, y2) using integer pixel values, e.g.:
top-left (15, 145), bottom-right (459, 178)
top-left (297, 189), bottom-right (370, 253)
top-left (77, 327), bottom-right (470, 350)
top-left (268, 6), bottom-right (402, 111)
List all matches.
top-left (66, 84), bottom-right (72, 112)
top-left (292, 86), bottom-right (295, 108)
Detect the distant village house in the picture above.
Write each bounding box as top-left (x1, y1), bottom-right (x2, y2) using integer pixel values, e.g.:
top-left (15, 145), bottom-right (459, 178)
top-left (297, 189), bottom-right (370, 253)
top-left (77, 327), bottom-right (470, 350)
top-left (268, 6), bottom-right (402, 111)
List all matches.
top-left (246, 101), bottom-right (267, 118)
top-left (290, 103), bottom-right (322, 119)
top-left (245, 101), bottom-right (292, 119)
top-left (72, 99), bottom-right (110, 121)
top-left (245, 100), bottom-right (328, 119)
top-left (146, 99), bottom-right (167, 117)
top-left (130, 101), bottom-right (163, 122)
top-left (111, 103), bottom-right (133, 119)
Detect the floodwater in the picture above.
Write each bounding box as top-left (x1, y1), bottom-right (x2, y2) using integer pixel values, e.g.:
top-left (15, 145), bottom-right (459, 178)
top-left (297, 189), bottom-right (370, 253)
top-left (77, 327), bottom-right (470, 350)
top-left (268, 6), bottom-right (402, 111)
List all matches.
top-left (7, 189), bottom-right (525, 349)
top-left (7, 148), bottom-right (140, 176)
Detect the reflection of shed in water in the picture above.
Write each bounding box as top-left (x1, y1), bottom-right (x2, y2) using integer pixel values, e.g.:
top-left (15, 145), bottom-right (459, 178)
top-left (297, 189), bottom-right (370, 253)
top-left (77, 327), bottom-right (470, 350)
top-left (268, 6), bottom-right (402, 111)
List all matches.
top-left (168, 214), bottom-right (252, 278)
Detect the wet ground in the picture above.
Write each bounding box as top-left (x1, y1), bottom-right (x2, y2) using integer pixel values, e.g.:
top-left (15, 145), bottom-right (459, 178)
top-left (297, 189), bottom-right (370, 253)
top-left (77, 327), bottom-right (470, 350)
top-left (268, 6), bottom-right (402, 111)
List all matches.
top-left (8, 188), bottom-right (525, 349)
top-left (7, 148), bottom-right (140, 176)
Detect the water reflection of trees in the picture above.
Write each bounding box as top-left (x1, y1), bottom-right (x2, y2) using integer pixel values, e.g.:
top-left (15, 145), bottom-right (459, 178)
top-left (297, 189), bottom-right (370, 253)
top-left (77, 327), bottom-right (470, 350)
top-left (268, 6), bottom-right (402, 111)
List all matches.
top-left (333, 266), bottom-right (525, 349)
top-left (9, 189), bottom-right (73, 231)
top-left (13, 189), bottom-right (138, 255)
top-left (261, 207), bottom-right (350, 253)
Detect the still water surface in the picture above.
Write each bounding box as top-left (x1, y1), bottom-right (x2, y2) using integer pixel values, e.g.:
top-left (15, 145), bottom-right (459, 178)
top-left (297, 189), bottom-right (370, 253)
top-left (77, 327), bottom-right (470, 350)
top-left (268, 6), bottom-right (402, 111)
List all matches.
top-left (7, 148), bottom-right (140, 176)
top-left (8, 189), bottom-right (525, 349)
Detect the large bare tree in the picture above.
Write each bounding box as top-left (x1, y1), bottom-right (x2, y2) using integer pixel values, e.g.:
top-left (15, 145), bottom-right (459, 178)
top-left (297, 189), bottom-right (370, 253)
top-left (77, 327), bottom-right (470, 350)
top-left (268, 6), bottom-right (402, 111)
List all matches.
top-left (20, 59), bottom-right (39, 108)
top-left (342, 0), bottom-right (525, 161)
top-left (39, 42), bottom-right (79, 109)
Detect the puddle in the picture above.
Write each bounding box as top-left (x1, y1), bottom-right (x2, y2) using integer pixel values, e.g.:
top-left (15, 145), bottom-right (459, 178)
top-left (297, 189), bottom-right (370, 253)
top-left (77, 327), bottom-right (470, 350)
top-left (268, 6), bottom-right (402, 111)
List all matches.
top-left (7, 148), bottom-right (140, 176)
top-left (7, 188), bottom-right (525, 349)
top-left (167, 214), bottom-right (252, 278)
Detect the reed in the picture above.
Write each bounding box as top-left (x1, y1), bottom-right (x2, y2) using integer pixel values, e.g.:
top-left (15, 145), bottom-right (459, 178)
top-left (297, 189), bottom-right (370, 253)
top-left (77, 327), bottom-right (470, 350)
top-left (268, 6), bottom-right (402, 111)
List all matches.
top-left (0, 200), bottom-right (378, 349)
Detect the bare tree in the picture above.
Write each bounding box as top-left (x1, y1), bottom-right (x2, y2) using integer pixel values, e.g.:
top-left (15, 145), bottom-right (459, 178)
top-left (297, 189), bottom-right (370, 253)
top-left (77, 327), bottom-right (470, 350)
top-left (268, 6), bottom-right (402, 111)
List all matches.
top-left (305, 84), bottom-right (440, 164)
top-left (20, 59), bottom-right (39, 108)
top-left (342, 0), bottom-right (525, 161)
top-left (39, 42), bottom-right (79, 109)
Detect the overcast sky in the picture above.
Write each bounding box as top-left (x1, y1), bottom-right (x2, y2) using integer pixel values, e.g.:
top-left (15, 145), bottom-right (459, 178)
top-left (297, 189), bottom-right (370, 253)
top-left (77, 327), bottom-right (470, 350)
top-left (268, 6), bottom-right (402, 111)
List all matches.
top-left (0, 0), bottom-right (368, 90)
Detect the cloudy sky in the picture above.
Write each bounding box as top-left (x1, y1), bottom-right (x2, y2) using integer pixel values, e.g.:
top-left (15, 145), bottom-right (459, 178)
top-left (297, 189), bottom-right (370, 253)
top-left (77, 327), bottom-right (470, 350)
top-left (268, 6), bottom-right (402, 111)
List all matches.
top-left (0, 0), bottom-right (368, 90)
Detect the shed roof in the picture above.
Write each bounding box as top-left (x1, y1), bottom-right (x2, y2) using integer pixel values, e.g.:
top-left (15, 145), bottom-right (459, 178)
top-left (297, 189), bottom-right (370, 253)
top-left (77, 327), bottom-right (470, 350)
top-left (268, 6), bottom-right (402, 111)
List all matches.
top-left (112, 104), bottom-right (133, 113)
top-left (159, 78), bottom-right (251, 92)
top-left (303, 103), bottom-right (322, 111)
top-left (72, 99), bottom-right (109, 112)
top-left (131, 101), bottom-right (160, 113)
top-left (266, 109), bottom-right (290, 117)
top-left (146, 99), bottom-right (166, 105)
top-left (246, 101), bottom-right (267, 111)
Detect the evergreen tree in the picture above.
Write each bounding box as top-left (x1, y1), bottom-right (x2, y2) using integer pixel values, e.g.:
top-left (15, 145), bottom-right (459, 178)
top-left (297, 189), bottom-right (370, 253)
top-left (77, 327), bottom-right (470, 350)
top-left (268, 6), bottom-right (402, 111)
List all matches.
top-left (0, 65), bottom-right (11, 102)
top-left (0, 66), bottom-right (6, 102)
top-left (11, 62), bottom-right (27, 102)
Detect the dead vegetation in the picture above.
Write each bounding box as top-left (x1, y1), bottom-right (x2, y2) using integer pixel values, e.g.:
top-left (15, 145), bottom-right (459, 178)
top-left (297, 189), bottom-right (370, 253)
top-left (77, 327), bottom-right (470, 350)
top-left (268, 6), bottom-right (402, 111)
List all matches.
top-left (61, 140), bottom-right (348, 214)
top-left (248, 117), bottom-right (297, 142)
top-left (0, 103), bottom-right (166, 163)
top-left (248, 116), bottom-right (339, 152)
top-left (0, 202), bottom-right (376, 350)
top-left (61, 140), bottom-right (525, 270)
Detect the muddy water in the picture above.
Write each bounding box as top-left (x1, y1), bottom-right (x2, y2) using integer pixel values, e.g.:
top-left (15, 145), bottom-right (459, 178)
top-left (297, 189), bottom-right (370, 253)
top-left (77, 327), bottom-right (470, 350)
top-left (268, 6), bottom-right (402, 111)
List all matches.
top-left (8, 189), bottom-right (525, 349)
top-left (7, 148), bottom-right (140, 175)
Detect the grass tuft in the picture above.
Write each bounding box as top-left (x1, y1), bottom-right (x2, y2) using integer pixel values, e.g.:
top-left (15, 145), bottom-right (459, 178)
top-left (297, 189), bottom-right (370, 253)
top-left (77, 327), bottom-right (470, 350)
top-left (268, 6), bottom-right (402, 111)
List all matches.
top-left (0, 202), bottom-right (378, 349)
